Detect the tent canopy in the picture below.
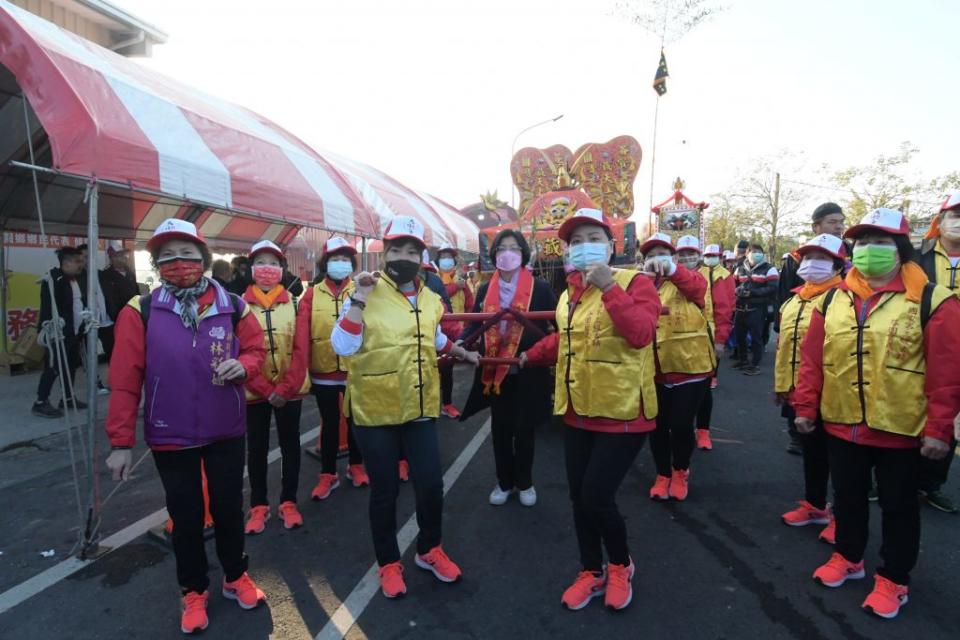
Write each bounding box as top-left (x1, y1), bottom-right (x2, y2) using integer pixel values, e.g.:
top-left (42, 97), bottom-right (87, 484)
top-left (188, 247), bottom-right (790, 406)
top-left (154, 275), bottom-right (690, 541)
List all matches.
top-left (0, 0), bottom-right (477, 251)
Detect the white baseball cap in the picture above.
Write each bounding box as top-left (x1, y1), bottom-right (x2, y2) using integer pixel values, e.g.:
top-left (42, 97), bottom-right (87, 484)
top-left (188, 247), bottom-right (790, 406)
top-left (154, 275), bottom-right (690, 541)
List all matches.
top-left (703, 244), bottom-right (721, 257)
top-left (940, 190), bottom-right (960, 213)
top-left (640, 232), bottom-right (676, 254)
top-left (676, 235), bottom-right (701, 253)
top-left (557, 207), bottom-right (612, 242)
top-left (383, 215), bottom-right (427, 248)
top-left (322, 236), bottom-right (357, 258)
top-left (147, 218), bottom-right (206, 251)
top-left (249, 240), bottom-right (284, 261)
top-left (844, 208), bottom-right (910, 239)
top-left (798, 233), bottom-right (846, 260)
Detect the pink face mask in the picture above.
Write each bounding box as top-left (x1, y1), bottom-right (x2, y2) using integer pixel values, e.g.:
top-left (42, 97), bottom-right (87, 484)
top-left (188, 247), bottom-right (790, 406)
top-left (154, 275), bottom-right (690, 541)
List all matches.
top-left (252, 264), bottom-right (283, 289)
top-left (495, 250), bottom-right (522, 272)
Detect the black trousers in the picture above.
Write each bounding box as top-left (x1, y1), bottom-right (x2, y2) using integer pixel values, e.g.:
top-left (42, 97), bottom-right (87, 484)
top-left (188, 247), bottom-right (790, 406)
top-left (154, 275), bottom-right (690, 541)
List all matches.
top-left (246, 400), bottom-right (302, 506)
top-left (650, 380), bottom-right (709, 476)
top-left (489, 374), bottom-right (537, 491)
top-left (99, 325), bottom-right (116, 362)
top-left (36, 336), bottom-right (83, 403)
top-left (800, 419), bottom-right (830, 510)
top-left (827, 435), bottom-right (921, 585)
top-left (312, 384), bottom-right (362, 473)
top-left (734, 308), bottom-right (766, 366)
top-left (440, 364), bottom-right (454, 405)
top-left (565, 427), bottom-right (646, 572)
top-left (696, 386), bottom-right (713, 430)
top-left (353, 420), bottom-right (444, 566)
top-left (918, 437), bottom-right (957, 493)
top-left (153, 436), bottom-right (248, 594)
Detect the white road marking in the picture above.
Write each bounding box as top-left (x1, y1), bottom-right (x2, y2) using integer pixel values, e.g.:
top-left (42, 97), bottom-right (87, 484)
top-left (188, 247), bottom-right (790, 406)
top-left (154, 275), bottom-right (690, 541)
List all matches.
top-left (315, 418), bottom-right (492, 640)
top-left (0, 426), bottom-right (321, 615)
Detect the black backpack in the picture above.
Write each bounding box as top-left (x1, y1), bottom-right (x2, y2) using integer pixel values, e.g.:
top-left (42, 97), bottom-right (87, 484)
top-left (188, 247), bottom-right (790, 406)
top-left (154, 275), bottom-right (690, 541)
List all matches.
top-left (820, 282), bottom-right (937, 330)
top-left (138, 291), bottom-right (243, 330)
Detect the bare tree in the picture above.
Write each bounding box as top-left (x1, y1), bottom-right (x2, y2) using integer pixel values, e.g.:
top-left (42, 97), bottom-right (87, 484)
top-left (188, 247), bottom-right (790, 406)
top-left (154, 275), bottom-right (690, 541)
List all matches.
top-left (614, 0), bottom-right (725, 44)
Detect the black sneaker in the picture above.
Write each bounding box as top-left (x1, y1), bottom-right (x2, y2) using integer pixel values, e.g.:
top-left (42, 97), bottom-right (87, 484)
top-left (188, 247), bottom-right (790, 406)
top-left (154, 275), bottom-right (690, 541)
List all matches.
top-left (732, 361), bottom-right (748, 370)
top-left (786, 438), bottom-right (803, 456)
top-left (743, 366), bottom-right (762, 376)
top-left (920, 490), bottom-right (958, 514)
top-left (32, 401), bottom-right (63, 419)
top-left (59, 398), bottom-right (89, 410)
top-left (868, 487), bottom-right (879, 502)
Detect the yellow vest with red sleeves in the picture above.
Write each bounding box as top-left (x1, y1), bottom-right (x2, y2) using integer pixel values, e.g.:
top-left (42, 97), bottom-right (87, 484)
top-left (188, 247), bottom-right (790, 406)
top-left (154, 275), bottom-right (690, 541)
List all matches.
top-left (819, 285), bottom-right (952, 437)
top-left (774, 290), bottom-right (829, 394)
top-left (310, 279), bottom-right (355, 375)
top-left (655, 279), bottom-right (717, 376)
top-left (245, 298), bottom-right (310, 401)
top-left (554, 269), bottom-right (658, 421)
top-left (698, 264), bottom-right (731, 335)
top-left (441, 271), bottom-right (466, 313)
top-left (344, 275), bottom-right (444, 427)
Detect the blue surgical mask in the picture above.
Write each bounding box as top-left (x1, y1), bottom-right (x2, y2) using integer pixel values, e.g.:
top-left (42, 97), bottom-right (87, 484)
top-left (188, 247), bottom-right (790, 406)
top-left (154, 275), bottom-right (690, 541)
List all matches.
top-left (438, 257), bottom-right (456, 271)
top-left (751, 252), bottom-right (765, 264)
top-left (569, 242), bottom-right (609, 271)
top-left (326, 260), bottom-right (353, 281)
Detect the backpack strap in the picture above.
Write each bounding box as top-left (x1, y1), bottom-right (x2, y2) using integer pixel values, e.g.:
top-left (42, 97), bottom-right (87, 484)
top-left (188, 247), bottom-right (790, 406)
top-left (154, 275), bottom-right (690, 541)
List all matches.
top-left (919, 281), bottom-right (936, 331)
top-left (138, 293), bottom-right (152, 328)
top-left (820, 288), bottom-right (838, 316)
top-left (918, 246), bottom-right (938, 284)
top-left (139, 291), bottom-right (242, 329)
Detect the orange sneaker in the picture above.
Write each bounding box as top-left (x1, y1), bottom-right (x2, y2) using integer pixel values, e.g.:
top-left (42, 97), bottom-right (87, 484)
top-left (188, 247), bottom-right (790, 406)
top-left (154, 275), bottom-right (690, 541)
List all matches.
top-left (818, 516), bottom-right (836, 545)
top-left (244, 505), bottom-right (270, 535)
top-left (696, 429), bottom-right (713, 450)
top-left (378, 561), bottom-right (407, 599)
top-left (669, 469), bottom-right (690, 501)
top-left (346, 464), bottom-right (370, 487)
top-left (398, 460), bottom-right (410, 483)
top-left (278, 502), bottom-right (303, 529)
top-left (414, 545), bottom-right (462, 583)
top-left (310, 473), bottom-right (339, 501)
top-left (813, 552), bottom-right (865, 588)
top-left (862, 574), bottom-right (909, 619)
top-left (781, 500), bottom-right (831, 527)
top-left (604, 560), bottom-right (635, 611)
top-left (222, 573), bottom-right (266, 610)
top-left (180, 591), bottom-right (208, 634)
top-left (441, 404), bottom-right (461, 419)
top-left (649, 475), bottom-right (671, 501)
top-left (561, 570), bottom-right (606, 610)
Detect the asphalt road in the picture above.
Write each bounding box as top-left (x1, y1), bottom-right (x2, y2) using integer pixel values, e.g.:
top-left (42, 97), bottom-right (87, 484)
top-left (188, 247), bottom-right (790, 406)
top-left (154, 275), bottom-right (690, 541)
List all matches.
top-left (1, 359), bottom-right (958, 639)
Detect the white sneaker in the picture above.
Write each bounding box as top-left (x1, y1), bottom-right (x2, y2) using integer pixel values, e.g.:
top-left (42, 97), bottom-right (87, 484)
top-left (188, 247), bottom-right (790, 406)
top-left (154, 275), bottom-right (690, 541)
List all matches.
top-left (489, 485), bottom-right (512, 506)
top-left (518, 486), bottom-right (537, 507)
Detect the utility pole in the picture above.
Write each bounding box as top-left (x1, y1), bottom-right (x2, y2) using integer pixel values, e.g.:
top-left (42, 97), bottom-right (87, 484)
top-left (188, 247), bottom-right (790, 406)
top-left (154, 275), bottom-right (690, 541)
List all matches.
top-left (771, 172), bottom-right (781, 256)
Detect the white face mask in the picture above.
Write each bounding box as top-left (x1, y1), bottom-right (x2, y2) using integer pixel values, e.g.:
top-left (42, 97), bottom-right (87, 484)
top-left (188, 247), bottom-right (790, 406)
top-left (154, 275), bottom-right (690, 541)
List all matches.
top-left (703, 256), bottom-right (720, 267)
top-left (941, 216), bottom-right (960, 241)
top-left (645, 254), bottom-right (674, 270)
top-left (797, 257), bottom-right (836, 284)
top-left (677, 254), bottom-right (700, 269)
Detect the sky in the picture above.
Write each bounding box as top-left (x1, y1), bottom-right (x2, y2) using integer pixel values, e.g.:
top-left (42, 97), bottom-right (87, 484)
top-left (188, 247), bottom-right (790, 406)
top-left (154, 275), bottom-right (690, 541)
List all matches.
top-left (119, 0), bottom-right (958, 225)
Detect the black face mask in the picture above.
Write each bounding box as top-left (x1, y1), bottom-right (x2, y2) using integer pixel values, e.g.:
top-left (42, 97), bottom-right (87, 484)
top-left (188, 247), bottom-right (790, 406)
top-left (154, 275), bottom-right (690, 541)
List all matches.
top-left (385, 259), bottom-right (420, 286)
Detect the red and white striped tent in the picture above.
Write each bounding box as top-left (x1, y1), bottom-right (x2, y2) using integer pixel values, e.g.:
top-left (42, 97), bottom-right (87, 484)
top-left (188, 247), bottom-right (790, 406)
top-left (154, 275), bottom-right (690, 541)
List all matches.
top-left (0, 0), bottom-right (478, 252)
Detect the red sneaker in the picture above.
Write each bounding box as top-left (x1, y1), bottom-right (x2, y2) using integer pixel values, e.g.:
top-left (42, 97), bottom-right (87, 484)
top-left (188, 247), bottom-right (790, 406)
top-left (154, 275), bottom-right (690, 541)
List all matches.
top-left (649, 475), bottom-right (671, 501)
top-left (278, 502), bottom-right (303, 529)
top-left (818, 516), bottom-right (836, 545)
top-left (222, 573), bottom-right (266, 610)
top-left (781, 500), bottom-right (831, 527)
top-left (441, 404), bottom-right (461, 419)
top-left (696, 428), bottom-right (713, 450)
top-left (604, 560), bottom-right (635, 611)
top-left (862, 574), bottom-right (909, 619)
top-left (310, 473), bottom-right (339, 501)
top-left (244, 505), bottom-right (270, 535)
top-left (378, 561), bottom-right (407, 599)
top-left (398, 460), bottom-right (410, 483)
top-left (669, 469), bottom-right (690, 501)
top-left (180, 591), bottom-right (208, 634)
top-left (346, 464), bottom-right (370, 487)
top-left (561, 570), bottom-right (606, 610)
top-left (813, 552), bottom-right (865, 588)
top-left (414, 545), bottom-right (462, 583)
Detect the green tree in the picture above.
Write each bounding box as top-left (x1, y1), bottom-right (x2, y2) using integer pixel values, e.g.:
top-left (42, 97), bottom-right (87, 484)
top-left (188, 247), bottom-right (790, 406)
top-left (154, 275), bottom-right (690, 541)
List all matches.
top-left (830, 142), bottom-right (920, 221)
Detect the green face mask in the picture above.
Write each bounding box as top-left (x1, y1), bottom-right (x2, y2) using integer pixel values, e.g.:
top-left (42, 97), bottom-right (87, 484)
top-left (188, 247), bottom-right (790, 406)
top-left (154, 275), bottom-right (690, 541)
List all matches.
top-left (852, 244), bottom-right (897, 277)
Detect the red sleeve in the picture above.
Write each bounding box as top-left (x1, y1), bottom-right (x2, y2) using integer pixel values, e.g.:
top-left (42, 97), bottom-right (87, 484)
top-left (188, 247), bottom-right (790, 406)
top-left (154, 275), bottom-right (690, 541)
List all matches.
top-left (525, 332), bottom-right (559, 366)
top-left (444, 282), bottom-right (459, 297)
top-left (440, 316), bottom-right (461, 340)
top-left (339, 316), bottom-right (363, 334)
top-left (792, 308), bottom-right (825, 420)
top-left (236, 312), bottom-right (267, 382)
top-left (274, 304), bottom-right (310, 399)
top-left (603, 274), bottom-right (662, 349)
top-left (668, 264), bottom-right (707, 308)
top-left (922, 296), bottom-right (960, 443)
top-left (105, 305), bottom-right (145, 448)
top-left (712, 274), bottom-right (735, 344)
top-left (462, 285), bottom-right (475, 315)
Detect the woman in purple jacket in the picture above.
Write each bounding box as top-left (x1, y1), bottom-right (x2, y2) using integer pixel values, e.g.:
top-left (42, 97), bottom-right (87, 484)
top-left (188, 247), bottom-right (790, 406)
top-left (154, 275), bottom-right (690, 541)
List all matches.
top-left (105, 219), bottom-right (267, 635)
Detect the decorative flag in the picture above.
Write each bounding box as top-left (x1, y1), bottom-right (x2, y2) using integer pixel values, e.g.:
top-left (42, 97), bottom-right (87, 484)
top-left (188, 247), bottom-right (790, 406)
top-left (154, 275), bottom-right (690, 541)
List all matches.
top-left (653, 49), bottom-right (669, 96)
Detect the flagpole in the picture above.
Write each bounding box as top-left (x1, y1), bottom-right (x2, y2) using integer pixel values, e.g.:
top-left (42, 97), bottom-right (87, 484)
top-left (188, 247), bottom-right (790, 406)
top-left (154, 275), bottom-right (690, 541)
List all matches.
top-left (648, 92), bottom-right (660, 234)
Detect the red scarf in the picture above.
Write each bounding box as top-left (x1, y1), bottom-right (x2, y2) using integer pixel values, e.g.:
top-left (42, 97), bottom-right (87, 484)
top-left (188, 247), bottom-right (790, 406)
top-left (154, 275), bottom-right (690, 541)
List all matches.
top-left (481, 268), bottom-right (534, 394)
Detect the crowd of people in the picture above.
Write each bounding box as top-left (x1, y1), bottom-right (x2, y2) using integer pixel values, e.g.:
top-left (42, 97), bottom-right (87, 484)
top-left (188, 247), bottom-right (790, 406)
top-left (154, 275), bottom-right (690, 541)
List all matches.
top-left (31, 193), bottom-right (953, 633)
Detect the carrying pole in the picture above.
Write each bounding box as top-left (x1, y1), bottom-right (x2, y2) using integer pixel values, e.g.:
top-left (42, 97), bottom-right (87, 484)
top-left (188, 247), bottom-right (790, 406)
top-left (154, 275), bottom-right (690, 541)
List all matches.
top-left (81, 182), bottom-right (101, 558)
